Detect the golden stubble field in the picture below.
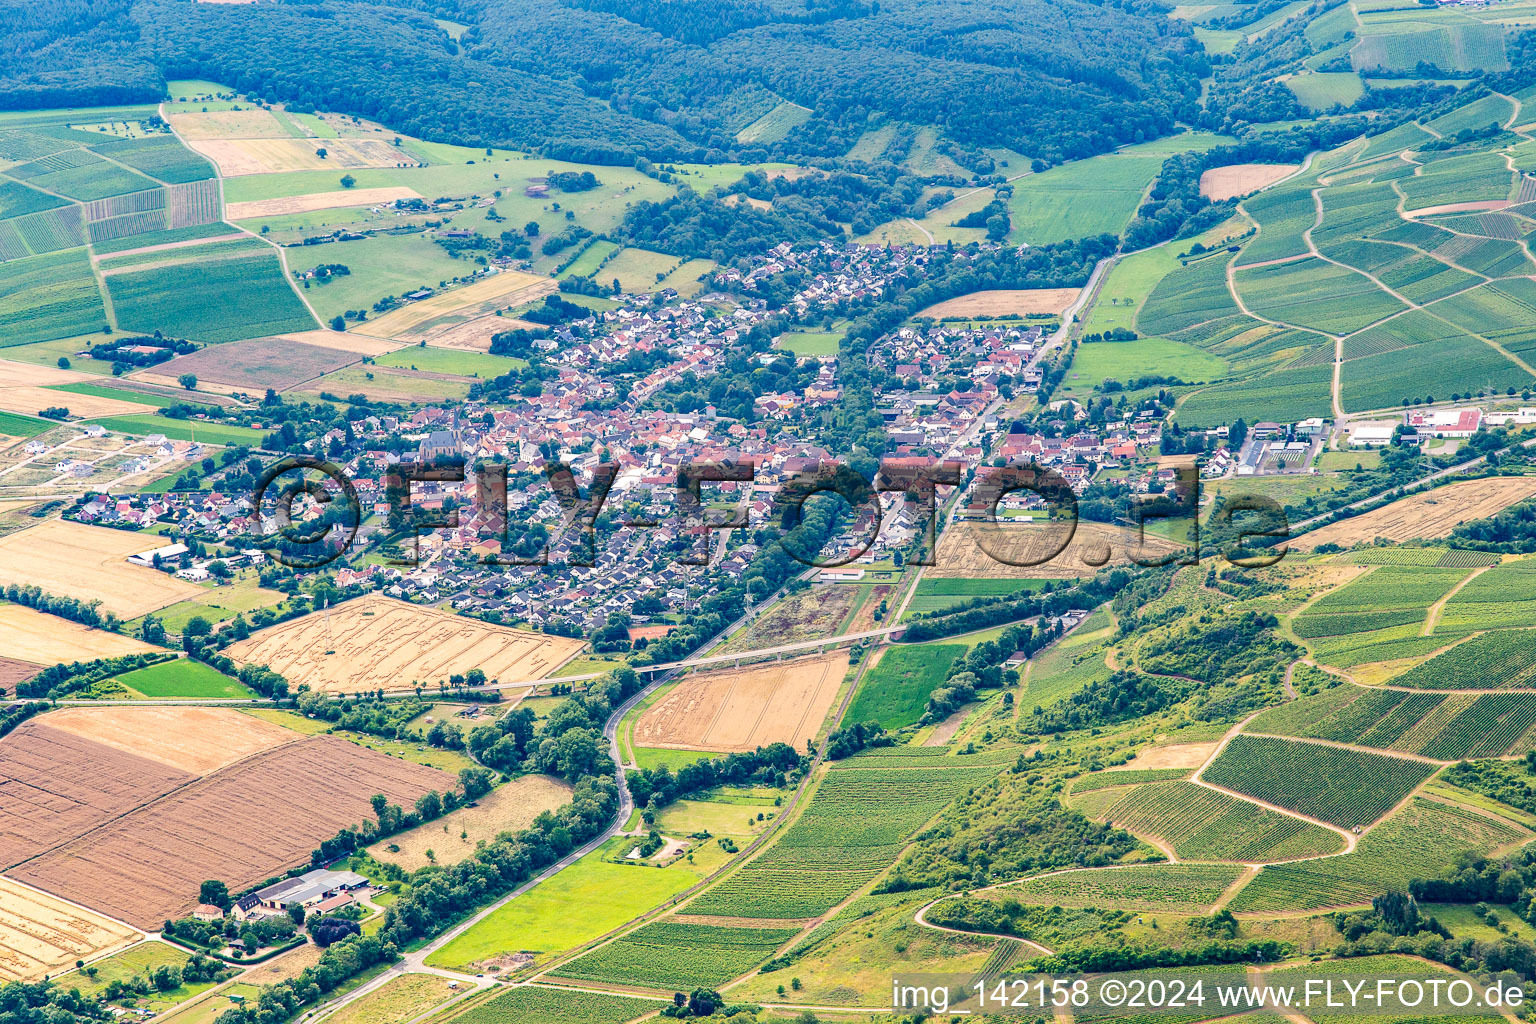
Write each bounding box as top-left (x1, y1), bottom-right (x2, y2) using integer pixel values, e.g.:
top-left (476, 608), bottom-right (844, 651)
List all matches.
top-left (42, 706), bottom-right (299, 774)
top-left (0, 878), bottom-right (139, 982)
top-left (918, 288), bottom-right (1079, 318)
top-left (225, 186), bottom-right (424, 220)
top-left (634, 650), bottom-right (849, 753)
top-left (356, 271), bottom-right (555, 340)
top-left (0, 519), bottom-right (205, 618)
top-left (929, 519), bottom-right (1185, 579)
top-left (0, 604), bottom-right (161, 664)
top-left (223, 594), bottom-right (584, 692)
top-left (1292, 476), bottom-right (1536, 551)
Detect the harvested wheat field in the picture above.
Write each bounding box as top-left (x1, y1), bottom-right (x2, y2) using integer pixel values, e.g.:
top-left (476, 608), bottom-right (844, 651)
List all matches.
top-left (1293, 476), bottom-right (1536, 551)
top-left (368, 775), bottom-right (573, 870)
top-left (0, 605), bottom-right (161, 664)
top-left (1199, 163), bottom-right (1299, 201)
top-left (225, 186), bottom-right (424, 220)
top-left (12, 736), bottom-right (452, 928)
top-left (224, 595), bottom-right (584, 693)
top-left (918, 288), bottom-right (1079, 319)
top-left (0, 720), bottom-right (193, 868)
top-left (0, 878), bottom-right (139, 982)
top-left (0, 519), bottom-right (204, 618)
top-left (188, 138), bottom-right (411, 176)
top-left (42, 706), bottom-right (298, 774)
top-left (168, 108), bottom-right (293, 140)
top-left (929, 519), bottom-right (1185, 579)
top-left (0, 360), bottom-right (92, 387)
top-left (421, 315), bottom-right (526, 352)
top-left (357, 271), bottom-right (555, 340)
top-left (263, 330), bottom-right (404, 356)
top-left (634, 651), bottom-right (848, 754)
top-left (0, 385), bottom-right (145, 419)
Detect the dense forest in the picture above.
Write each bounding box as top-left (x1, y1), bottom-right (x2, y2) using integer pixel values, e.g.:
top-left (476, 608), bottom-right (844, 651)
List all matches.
top-left (3, 0), bottom-right (1205, 165)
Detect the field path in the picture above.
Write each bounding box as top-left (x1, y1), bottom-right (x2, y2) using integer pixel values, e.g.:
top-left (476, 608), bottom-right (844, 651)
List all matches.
top-left (1421, 563), bottom-right (1488, 635)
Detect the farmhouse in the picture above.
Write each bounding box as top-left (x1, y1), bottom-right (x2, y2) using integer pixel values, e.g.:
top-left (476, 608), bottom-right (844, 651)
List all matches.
top-left (248, 868), bottom-right (369, 913)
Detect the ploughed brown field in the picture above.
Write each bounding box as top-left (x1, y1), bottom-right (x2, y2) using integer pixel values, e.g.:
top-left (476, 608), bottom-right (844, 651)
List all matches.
top-left (11, 736), bottom-right (452, 927)
top-left (0, 721), bottom-right (193, 869)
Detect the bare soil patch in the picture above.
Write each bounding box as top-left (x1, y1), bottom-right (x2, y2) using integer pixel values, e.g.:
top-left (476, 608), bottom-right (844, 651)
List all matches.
top-left (13, 736), bottom-right (453, 927)
top-left (0, 605), bottom-right (162, 664)
top-left (42, 706), bottom-right (298, 775)
top-left (225, 186), bottom-right (424, 221)
top-left (0, 519), bottom-right (204, 618)
top-left (1199, 163), bottom-right (1300, 201)
top-left (930, 519), bottom-right (1185, 579)
top-left (1293, 476), bottom-right (1536, 550)
top-left (224, 594), bottom-right (584, 693)
top-left (1404, 199), bottom-right (1512, 217)
top-left (154, 335), bottom-right (360, 392)
top-left (1112, 741), bottom-right (1217, 770)
top-left (918, 288), bottom-right (1079, 318)
top-left (0, 658), bottom-right (42, 688)
top-left (0, 721), bottom-right (193, 869)
top-left (0, 878), bottom-right (139, 982)
top-left (634, 651), bottom-right (848, 753)
top-left (367, 775), bottom-right (572, 870)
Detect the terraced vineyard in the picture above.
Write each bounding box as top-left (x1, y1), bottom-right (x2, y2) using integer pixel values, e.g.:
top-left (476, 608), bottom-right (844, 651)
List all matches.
top-left (548, 921), bottom-right (799, 989)
top-left (1098, 781), bottom-right (1345, 861)
top-left (991, 863), bottom-right (1247, 914)
top-left (1228, 798), bottom-right (1526, 912)
top-left (1391, 629), bottom-right (1536, 690)
top-left (686, 764), bottom-right (997, 919)
top-left (1249, 685), bottom-right (1536, 760)
top-left (1292, 566), bottom-right (1472, 641)
top-left (1202, 735), bottom-right (1435, 829)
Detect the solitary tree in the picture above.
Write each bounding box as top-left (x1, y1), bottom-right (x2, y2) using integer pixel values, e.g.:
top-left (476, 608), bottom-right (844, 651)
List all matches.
top-left (178, 373), bottom-right (197, 391)
top-left (339, 174), bottom-right (356, 188)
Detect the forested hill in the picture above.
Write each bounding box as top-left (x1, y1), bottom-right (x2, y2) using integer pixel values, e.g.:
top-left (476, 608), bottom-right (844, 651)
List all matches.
top-left (2, 0), bottom-right (1206, 165)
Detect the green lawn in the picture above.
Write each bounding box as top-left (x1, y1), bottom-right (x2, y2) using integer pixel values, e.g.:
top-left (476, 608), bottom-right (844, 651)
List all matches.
top-left (131, 578), bottom-right (287, 632)
top-left (1066, 337), bottom-right (1227, 393)
top-left (1286, 71), bottom-right (1366, 110)
top-left (373, 345), bottom-right (526, 377)
top-left (843, 643), bottom-right (967, 730)
top-left (776, 330), bottom-right (843, 357)
top-left (48, 382), bottom-right (180, 408)
top-left (1007, 133), bottom-right (1229, 245)
top-left (62, 941), bottom-right (221, 1013)
top-left (424, 837), bottom-right (706, 970)
top-left (87, 414), bottom-right (267, 446)
top-left (0, 411), bottom-right (50, 437)
top-left (114, 658), bottom-right (256, 699)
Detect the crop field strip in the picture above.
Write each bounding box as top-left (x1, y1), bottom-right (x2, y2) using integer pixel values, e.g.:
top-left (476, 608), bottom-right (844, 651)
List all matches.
top-left (1391, 628), bottom-right (1536, 689)
top-left (1247, 684), bottom-right (1536, 758)
top-left (989, 863), bottom-right (1247, 914)
top-left (1201, 734), bottom-right (1437, 829)
top-left (547, 921), bottom-right (801, 990)
top-left (1228, 797), bottom-right (1527, 912)
top-left (1098, 781), bottom-right (1345, 861)
top-left (684, 763), bottom-right (1000, 919)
